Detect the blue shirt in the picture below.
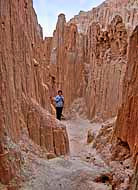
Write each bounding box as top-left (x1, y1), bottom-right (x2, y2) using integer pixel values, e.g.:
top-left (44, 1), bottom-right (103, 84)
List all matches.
top-left (54, 95), bottom-right (64, 107)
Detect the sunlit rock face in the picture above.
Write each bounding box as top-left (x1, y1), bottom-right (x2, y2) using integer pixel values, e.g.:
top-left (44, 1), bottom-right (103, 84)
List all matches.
top-left (0, 0), bottom-right (69, 186)
top-left (69, 0), bottom-right (138, 34)
top-left (115, 26), bottom-right (138, 164)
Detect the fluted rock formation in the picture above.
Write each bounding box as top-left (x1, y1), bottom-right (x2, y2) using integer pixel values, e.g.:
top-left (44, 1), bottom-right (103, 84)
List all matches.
top-left (0, 0), bottom-right (47, 142)
top-left (0, 0), bottom-right (137, 187)
top-left (0, 126), bottom-right (21, 186)
top-left (70, 0), bottom-right (138, 34)
top-left (50, 14), bottom-right (128, 120)
top-left (0, 0), bottom-right (69, 186)
top-left (27, 100), bottom-right (69, 156)
top-left (49, 14), bottom-right (84, 108)
top-left (49, 0), bottom-right (138, 120)
top-left (85, 15), bottom-right (128, 120)
top-left (115, 26), bottom-right (138, 164)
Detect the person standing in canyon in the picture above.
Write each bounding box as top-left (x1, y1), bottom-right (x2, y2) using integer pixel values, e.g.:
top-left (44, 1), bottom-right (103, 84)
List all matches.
top-left (53, 90), bottom-right (64, 120)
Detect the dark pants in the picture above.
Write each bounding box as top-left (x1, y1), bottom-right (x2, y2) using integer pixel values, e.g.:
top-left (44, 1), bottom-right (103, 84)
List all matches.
top-left (56, 107), bottom-right (63, 120)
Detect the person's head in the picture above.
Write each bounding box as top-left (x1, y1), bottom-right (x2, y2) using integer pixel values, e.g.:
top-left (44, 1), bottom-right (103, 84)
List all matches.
top-left (58, 90), bottom-right (62, 96)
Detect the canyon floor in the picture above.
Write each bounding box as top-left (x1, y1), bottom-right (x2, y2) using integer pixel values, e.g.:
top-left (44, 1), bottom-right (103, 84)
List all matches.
top-left (19, 117), bottom-right (133, 190)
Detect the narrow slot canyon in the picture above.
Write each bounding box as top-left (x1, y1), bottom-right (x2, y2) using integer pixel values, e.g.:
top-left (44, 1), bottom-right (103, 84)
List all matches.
top-left (0, 0), bottom-right (138, 190)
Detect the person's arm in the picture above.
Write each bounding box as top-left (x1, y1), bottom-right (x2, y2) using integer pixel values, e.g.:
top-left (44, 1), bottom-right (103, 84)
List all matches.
top-left (61, 96), bottom-right (64, 104)
top-left (54, 96), bottom-right (60, 103)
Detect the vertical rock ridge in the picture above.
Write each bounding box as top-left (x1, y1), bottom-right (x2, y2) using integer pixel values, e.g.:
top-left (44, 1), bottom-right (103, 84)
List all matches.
top-left (115, 26), bottom-right (138, 163)
top-left (85, 15), bottom-right (128, 120)
top-left (49, 14), bottom-right (129, 120)
top-left (48, 1), bottom-right (138, 120)
top-left (69, 0), bottom-right (138, 34)
top-left (0, 0), bottom-right (138, 188)
top-left (50, 16), bottom-right (84, 108)
top-left (0, 0), bottom-right (69, 186)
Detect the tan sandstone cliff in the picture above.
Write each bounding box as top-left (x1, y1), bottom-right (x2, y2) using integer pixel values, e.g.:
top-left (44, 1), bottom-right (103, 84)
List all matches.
top-left (115, 26), bottom-right (138, 166)
top-left (46, 2), bottom-right (138, 187)
top-left (70, 0), bottom-right (138, 34)
top-left (85, 15), bottom-right (128, 120)
top-left (49, 14), bottom-right (84, 108)
top-left (0, 0), bottom-right (69, 186)
top-left (48, 0), bottom-right (138, 121)
top-left (0, 0), bottom-right (138, 188)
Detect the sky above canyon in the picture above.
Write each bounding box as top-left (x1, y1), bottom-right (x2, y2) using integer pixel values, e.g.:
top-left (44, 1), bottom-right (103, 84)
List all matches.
top-left (33, 0), bottom-right (105, 37)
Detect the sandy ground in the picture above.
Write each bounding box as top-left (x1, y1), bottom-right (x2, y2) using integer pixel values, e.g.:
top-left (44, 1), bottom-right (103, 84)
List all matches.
top-left (20, 118), bottom-right (114, 190)
top-left (63, 118), bottom-right (102, 158)
top-left (20, 117), bottom-right (133, 190)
